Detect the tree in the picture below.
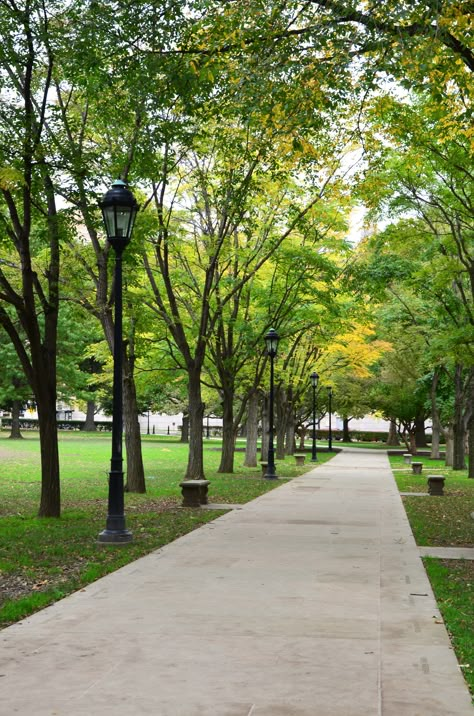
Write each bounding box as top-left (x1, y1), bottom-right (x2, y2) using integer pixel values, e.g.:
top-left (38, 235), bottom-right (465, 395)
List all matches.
top-left (354, 89), bottom-right (474, 466)
top-left (0, 2), bottom-right (67, 516)
top-left (0, 334), bottom-right (32, 439)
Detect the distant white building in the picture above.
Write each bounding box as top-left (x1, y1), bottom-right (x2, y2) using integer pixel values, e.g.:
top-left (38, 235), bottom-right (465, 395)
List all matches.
top-left (2, 403), bottom-right (428, 437)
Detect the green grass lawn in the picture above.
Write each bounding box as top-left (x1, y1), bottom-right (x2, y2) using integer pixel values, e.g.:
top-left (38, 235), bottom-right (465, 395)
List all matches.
top-left (424, 558), bottom-right (474, 697)
top-left (389, 454), bottom-right (474, 546)
top-left (389, 453), bottom-right (474, 698)
top-left (0, 431), bottom-right (332, 627)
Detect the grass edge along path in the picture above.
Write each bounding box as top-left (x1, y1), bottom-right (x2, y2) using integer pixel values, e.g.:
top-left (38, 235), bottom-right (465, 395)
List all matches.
top-left (424, 557), bottom-right (474, 699)
top-left (389, 453), bottom-right (474, 700)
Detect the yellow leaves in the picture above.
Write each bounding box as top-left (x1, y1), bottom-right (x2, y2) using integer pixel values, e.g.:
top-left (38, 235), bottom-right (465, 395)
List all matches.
top-left (326, 323), bottom-right (393, 378)
top-left (0, 167), bottom-right (24, 190)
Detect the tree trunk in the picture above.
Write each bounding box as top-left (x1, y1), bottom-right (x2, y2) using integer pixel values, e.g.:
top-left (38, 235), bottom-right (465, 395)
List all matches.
top-left (285, 411), bottom-right (296, 455)
top-left (244, 391), bottom-right (259, 468)
top-left (37, 395), bottom-right (61, 518)
top-left (184, 369), bottom-right (205, 480)
top-left (298, 426), bottom-right (306, 451)
top-left (260, 393), bottom-right (269, 463)
top-left (180, 412), bottom-right (189, 443)
top-left (82, 399), bottom-right (96, 431)
top-left (444, 429), bottom-right (454, 467)
top-left (218, 385), bottom-right (235, 473)
top-left (414, 416), bottom-right (427, 448)
top-left (342, 417), bottom-right (351, 442)
top-left (409, 430), bottom-right (417, 455)
top-left (276, 385), bottom-right (287, 460)
top-left (468, 372), bottom-right (474, 478)
top-left (469, 416), bottom-right (474, 478)
top-left (452, 364), bottom-right (466, 470)
top-left (430, 420), bottom-right (441, 459)
top-left (123, 360), bottom-right (146, 492)
top-left (430, 370), bottom-right (441, 459)
top-left (9, 400), bottom-right (23, 439)
top-left (385, 419), bottom-right (400, 446)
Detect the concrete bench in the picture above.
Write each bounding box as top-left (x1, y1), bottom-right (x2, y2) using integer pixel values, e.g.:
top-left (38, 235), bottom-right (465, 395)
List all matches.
top-left (427, 475), bottom-right (445, 496)
top-left (411, 462), bottom-right (423, 475)
top-left (260, 462), bottom-right (268, 476)
top-left (179, 479), bottom-right (210, 507)
top-left (403, 453), bottom-right (412, 464)
top-left (294, 454), bottom-right (306, 466)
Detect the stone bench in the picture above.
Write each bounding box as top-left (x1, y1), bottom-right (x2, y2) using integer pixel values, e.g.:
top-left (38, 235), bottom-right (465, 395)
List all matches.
top-left (260, 462), bottom-right (268, 476)
top-left (411, 462), bottom-right (423, 475)
top-left (179, 479), bottom-right (210, 507)
top-left (427, 475), bottom-right (445, 496)
top-left (403, 453), bottom-right (412, 464)
top-left (294, 454), bottom-right (306, 466)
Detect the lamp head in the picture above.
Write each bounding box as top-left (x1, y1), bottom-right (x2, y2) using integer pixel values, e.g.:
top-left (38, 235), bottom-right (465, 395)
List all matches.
top-left (264, 328), bottom-right (279, 358)
top-left (99, 179), bottom-right (139, 249)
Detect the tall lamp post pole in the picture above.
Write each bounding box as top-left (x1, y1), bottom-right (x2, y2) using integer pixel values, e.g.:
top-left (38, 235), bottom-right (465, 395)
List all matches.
top-left (311, 372), bottom-right (319, 462)
top-left (327, 386), bottom-right (333, 452)
top-left (97, 179), bottom-right (139, 545)
top-left (264, 328), bottom-right (279, 479)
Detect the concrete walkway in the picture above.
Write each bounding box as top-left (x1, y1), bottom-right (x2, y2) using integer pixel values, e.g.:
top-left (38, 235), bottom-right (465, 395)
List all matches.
top-left (1, 449), bottom-right (472, 715)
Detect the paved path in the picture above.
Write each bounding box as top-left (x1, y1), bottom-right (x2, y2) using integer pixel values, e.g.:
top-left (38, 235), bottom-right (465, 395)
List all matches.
top-left (1, 449), bottom-right (472, 715)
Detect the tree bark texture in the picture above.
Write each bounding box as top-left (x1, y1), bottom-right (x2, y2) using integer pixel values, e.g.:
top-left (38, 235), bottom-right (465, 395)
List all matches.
top-left (386, 419), bottom-right (400, 446)
top-left (82, 400), bottom-right (97, 431)
top-left (37, 393), bottom-right (61, 518)
top-left (218, 385), bottom-right (236, 473)
top-left (430, 371), bottom-right (441, 459)
top-left (430, 420), bottom-right (441, 460)
top-left (184, 370), bottom-right (205, 480)
top-left (9, 400), bottom-right (23, 439)
top-left (244, 391), bottom-right (259, 468)
top-left (444, 430), bottom-right (454, 467)
top-left (260, 394), bottom-right (269, 463)
top-left (469, 420), bottom-right (474, 478)
top-left (285, 412), bottom-right (296, 455)
top-left (414, 416), bottom-right (427, 448)
top-left (276, 385), bottom-right (287, 460)
top-left (452, 364), bottom-right (466, 470)
top-left (180, 412), bottom-right (189, 443)
top-left (123, 357), bottom-right (146, 493)
top-left (342, 417), bottom-right (351, 442)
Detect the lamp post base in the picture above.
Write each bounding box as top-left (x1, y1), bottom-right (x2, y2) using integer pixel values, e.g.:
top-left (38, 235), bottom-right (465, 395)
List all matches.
top-left (264, 471), bottom-right (279, 480)
top-left (97, 528), bottom-right (133, 545)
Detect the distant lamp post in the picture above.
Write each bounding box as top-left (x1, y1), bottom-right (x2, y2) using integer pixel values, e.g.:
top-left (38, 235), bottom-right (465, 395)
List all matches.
top-left (97, 179), bottom-right (139, 545)
top-left (310, 372), bottom-right (319, 462)
top-left (327, 386), bottom-right (333, 452)
top-left (264, 328), bottom-right (279, 479)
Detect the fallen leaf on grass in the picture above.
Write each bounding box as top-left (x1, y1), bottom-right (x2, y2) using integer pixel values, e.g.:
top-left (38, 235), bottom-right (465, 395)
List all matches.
top-left (32, 580), bottom-right (49, 590)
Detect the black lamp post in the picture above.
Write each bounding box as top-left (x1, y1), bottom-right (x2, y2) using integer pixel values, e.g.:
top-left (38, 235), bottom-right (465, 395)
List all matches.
top-left (327, 386), bottom-right (333, 452)
top-left (264, 328), bottom-right (279, 479)
top-left (310, 372), bottom-right (319, 462)
top-left (97, 179), bottom-right (139, 544)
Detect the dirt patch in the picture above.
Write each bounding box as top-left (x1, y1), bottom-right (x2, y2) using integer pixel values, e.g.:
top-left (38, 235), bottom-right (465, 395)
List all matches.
top-left (0, 572), bottom-right (41, 603)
